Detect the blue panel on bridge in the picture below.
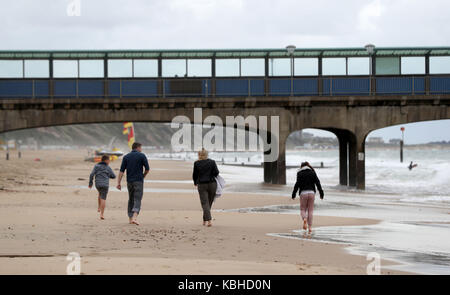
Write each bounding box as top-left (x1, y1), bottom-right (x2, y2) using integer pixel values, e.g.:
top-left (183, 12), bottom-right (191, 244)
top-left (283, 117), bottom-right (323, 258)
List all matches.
top-left (430, 77), bottom-right (450, 94)
top-left (34, 80), bottom-right (50, 97)
top-left (376, 77), bottom-right (425, 95)
top-left (0, 80), bottom-right (32, 98)
top-left (250, 79), bottom-right (265, 96)
top-left (293, 79), bottom-right (318, 96)
top-left (323, 78), bottom-right (370, 96)
top-left (270, 79), bottom-right (319, 96)
top-left (377, 77), bottom-right (409, 95)
top-left (78, 80), bottom-right (104, 97)
top-left (322, 79), bottom-right (330, 95)
top-left (122, 80), bottom-right (158, 97)
top-left (269, 79), bottom-right (291, 96)
top-left (54, 80), bottom-right (77, 97)
top-left (216, 79), bottom-right (248, 96)
top-left (108, 80), bottom-right (121, 98)
top-left (413, 77), bottom-right (425, 94)
top-left (163, 80), bottom-right (170, 96)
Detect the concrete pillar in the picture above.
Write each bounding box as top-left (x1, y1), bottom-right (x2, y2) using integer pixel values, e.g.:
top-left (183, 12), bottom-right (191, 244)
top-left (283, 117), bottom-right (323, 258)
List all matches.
top-left (348, 135), bottom-right (357, 187)
top-left (264, 160), bottom-right (272, 183)
top-left (348, 133), bottom-right (366, 190)
top-left (356, 135), bottom-right (366, 190)
top-left (338, 135), bottom-right (348, 186)
top-left (263, 130), bottom-right (287, 185)
top-left (272, 144), bottom-right (286, 185)
top-left (263, 135), bottom-right (273, 183)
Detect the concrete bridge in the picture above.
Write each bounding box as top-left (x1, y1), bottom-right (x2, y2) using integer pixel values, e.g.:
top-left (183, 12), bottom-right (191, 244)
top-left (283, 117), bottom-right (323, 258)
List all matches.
top-left (1, 47), bottom-right (450, 189)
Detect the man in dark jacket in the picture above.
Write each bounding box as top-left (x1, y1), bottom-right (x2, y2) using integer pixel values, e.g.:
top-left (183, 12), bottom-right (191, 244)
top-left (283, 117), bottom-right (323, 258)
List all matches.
top-left (117, 142), bottom-right (149, 225)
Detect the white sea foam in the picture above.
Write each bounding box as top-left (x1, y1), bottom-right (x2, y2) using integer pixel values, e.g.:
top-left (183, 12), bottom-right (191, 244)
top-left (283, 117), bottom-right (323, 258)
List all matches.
top-left (399, 196), bottom-right (450, 203)
top-left (148, 147), bottom-right (450, 204)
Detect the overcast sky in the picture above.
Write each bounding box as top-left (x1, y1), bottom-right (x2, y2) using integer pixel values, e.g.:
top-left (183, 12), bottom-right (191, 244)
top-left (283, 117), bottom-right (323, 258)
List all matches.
top-left (1, 0), bottom-right (449, 143)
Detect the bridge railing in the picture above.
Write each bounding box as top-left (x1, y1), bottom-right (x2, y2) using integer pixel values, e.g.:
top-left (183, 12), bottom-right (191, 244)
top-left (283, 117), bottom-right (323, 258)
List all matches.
top-left (1, 76), bottom-right (450, 99)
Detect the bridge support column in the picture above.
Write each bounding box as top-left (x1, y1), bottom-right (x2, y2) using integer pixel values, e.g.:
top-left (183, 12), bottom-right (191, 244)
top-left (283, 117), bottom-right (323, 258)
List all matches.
top-left (263, 130), bottom-right (287, 185)
top-left (348, 133), bottom-right (366, 190)
top-left (348, 135), bottom-right (357, 187)
top-left (356, 135), bottom-right (366, 190)
top-left (324, 128), bottom-right (358, 188)
top-left (338, 135), bottom-right (348, 186)
top-left (271, 141), bottom-right (286, 185)
top-left (263, 156), bottom-right (286, 184)
top-left (263, 157), bottom-right (272, 183)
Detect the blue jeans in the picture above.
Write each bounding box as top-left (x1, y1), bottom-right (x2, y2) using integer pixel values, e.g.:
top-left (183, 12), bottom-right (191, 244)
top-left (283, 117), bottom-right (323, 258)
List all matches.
top-left (127, 181), bottom-right (144, 218)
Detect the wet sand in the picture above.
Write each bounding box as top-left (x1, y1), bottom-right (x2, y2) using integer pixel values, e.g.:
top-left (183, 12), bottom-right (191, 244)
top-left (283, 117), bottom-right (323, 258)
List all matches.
top-left (0, 149), bottom-right (409, 274)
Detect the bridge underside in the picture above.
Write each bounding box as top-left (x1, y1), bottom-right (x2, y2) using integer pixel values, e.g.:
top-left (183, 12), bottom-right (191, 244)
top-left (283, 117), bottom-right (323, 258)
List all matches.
top-left (1, 95), bottom-right (449, 190)
top-left (263, 128), bottom-right (364, 188)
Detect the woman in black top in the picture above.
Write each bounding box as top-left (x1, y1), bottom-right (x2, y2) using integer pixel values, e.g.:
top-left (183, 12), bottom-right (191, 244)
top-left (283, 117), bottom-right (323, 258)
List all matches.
top-left (193, 148), bottom-right (219, 227)
top-left (292, 162), bottom-right (324, 234)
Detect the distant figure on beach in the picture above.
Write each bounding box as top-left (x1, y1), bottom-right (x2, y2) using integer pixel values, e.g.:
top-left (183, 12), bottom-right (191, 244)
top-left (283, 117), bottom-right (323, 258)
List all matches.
top-left (116, 142), bottom-right (150, 225)
top-left (408, 161), bottom-right (418, 171)
top-left (192, 148), bottom-right (219, 227)
top-left (291, 161), bottom-right (324, 235)
top-left (88, 155), bottom-right (116, 220)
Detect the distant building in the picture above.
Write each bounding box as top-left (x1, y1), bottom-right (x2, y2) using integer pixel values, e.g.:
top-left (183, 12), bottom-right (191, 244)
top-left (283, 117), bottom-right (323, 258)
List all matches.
top-left (368, 137), bottom-right (384, 144)
top-left (389, 138), bottom-right (402, 145)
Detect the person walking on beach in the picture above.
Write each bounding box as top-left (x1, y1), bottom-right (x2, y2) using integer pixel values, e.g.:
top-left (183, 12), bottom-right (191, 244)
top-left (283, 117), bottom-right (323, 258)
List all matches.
top-left (116, 142), bottom-right (150, 225)
top-left (88, 155), bottom-right (116, 220)
top-left (291, 162), bottom-right (324, 235)
top-left (192, 148), bottom-right (219, 227)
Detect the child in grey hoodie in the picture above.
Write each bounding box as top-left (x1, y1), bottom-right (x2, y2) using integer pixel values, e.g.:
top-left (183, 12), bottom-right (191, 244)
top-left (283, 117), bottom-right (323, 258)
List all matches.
top-left (89, 155), bottom-right (116, 220)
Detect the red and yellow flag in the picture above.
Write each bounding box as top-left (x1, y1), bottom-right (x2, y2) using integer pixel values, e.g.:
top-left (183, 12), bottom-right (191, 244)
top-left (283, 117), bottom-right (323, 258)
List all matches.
top-left (123, 122), bottom-right (135, 150)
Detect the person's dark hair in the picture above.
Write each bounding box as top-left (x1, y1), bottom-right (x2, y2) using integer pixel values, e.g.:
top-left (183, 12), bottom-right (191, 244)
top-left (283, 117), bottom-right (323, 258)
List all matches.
top-left (132, 142), bottom-right (142, 150)
top-left (101, 155), bottom-right (110, 162)
top-left (300, 161), bottom-right (315, 172)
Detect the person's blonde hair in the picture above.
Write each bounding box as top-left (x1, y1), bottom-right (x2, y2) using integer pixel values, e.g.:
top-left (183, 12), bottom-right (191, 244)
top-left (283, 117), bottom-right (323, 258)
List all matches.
top-left (198, 148), bottom-right (208, 160)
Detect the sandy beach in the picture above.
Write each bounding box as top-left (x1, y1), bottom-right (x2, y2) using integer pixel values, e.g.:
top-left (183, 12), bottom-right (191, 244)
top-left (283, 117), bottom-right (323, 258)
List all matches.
top-left (0, 149), bottom-right (409, 275)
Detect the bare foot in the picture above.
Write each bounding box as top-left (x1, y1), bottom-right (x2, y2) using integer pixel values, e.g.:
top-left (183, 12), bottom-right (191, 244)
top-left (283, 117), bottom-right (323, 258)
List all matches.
top-left (207, 221), bottom-right (212, 227)
top-left (100, 215), bottom-right (105, 220)
top-left (131, 220), bottom-right (140, 226)
top-left (303, 219), bottom-right (307, 230)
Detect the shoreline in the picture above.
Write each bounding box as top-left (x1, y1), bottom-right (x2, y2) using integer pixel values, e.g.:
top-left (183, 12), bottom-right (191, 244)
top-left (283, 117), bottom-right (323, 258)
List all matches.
top-left (0, 150), bottom-right (414, 274)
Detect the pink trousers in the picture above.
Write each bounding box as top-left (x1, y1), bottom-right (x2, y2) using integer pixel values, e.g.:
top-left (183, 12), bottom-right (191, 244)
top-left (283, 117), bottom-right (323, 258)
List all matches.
top-left (300, 193), bottom-right (315, 227)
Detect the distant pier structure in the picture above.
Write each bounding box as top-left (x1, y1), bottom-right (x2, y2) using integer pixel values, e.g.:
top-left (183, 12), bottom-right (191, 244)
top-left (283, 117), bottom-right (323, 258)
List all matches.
top-left (1, 46), bottom-right (450, 189)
